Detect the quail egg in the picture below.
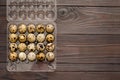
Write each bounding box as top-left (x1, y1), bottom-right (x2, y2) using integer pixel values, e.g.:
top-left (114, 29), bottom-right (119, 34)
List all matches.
top-left (18, 24), bottom-right (27, 33)
top-left (36, 43), bottom-right (45, 51)
top-left (46, 34), bottom-right (55, 43)
top-left (8, 52), bottom-right (18, 62)
top-left (36, 24), bottom-right (45, 33)
top-left (19, 34), bottom-right (27, 42)
top-left (27, 33), bottom-right (36, 42)
top-left (18, 43), bottom-right (27, 52)
top-left (27, 52), bottom-right (36, 62)
top-left (37, 34), bottom-right (45, 42)
top-left (27, 24), bottom-right (36, 33)
top-left (9, 34), bottom-right (18, 43)
top-left (46, 52), bottom-right (55, 62)
top-left (27, 43), bottom-right (36, 52)
top-left (46, 24), bottom-right (55, 33)
top-left (36, 52), bottom-right (45, 61)
top-left (9, 24), bottom-right (17, 33)
top-left (18, 52), bottom-right (27, 61)
top-left (46, 43), bottom-right (55, 52)
top-left (9, 43), bottom-right (17, 52)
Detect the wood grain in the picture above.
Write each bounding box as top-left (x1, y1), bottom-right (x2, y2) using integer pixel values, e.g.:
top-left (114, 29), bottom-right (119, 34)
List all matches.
top-left (48, 72), bottom-right (120, 80)
top-left (57, 6), bottom-right (120, 34)
top-left (1, 71), bottom-right (120, 80)
top-left (1, 33), bottom-right (120, 63)
top-left (0, 6), bottom-right (120, 71)
top-left (1, 63), bottom-right (120, 72)
top-left (1, 6), bottom-right (120, 34)
top-left (1, 0), bottom-right (120, 6)
top-left (0, 0), bottom-right (120, 80)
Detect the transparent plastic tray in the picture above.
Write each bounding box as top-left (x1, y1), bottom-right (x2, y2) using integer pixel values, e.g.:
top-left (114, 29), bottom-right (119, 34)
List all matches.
top-left (7, 0), bottom-right (57, 21)
top-left (7, 21), bottom-right (57, 72)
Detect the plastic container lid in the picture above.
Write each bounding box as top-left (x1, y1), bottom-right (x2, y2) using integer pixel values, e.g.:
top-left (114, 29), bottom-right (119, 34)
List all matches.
top-left (7, 0), bottom-right (57, 21)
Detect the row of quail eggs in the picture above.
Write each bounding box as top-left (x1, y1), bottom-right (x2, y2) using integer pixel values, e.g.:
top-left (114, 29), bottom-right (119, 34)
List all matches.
top-left (9, 51), bottom-right (55, 62)
top-left (9, 23), bottom-right (54, 34)
top-left (9, 42), bottom-right (55, 52)
top-left (9, 33), bottom-right (55, 43)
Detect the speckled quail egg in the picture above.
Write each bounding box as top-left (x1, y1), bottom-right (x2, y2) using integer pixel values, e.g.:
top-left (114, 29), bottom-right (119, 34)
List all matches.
top-left (46, 24), bottom-right (55, 33)
top-left (27, 43), bottom-right (36, 52)
top-left (37, 34), bottom-right (45, 42)
top-left (46, 43), bottom-right (55, 52)
top-left (19, 34), bottom-right (27, 42)
top-left (46, 34), bottom-right (55, 43)
top-left (18, 24), bottom-right (27, 33)
top-left (36, 52), bottom-right (45, 61)
top-left (46, 52), bottom-right (55, 62)
top-left (27, 24), bottom-right (36, 33)
top-left (9, 24), bottom-right (17, 33)
top-left (9, 43), bottom-right (17, 52)
top-left (18, 52), bottom-right (27, 61)
top-left (9, 34), bottom-right (18, 43)
top-left (36, 43), bottom-right (45, 51)
top-left (8, 52), bottom-right (18, 62)
top-left (27, 52), bottom-right (36, 62)
top-left (36, 24), bottom-right (45, 33)
top-left (18, 43), bottom-right (27, 52)
top-left (27, 33), bottom-right (36, 42)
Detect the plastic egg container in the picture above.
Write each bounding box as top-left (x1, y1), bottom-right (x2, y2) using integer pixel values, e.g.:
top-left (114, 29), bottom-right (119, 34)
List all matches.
top-left (7, 22), bottom-right (56, 72)
top-left (7, 0), bottom-right (57, 21)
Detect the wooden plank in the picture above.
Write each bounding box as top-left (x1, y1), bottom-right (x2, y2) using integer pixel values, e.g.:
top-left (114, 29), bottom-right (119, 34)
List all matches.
top-left (57, 34), bottom-right (120, 45)
top-left (1, 45), bottom-right (120, 63)
top-left (0, 71), bottom-right (120, 80)
top-left (0, 33), bottom-right (120, 71)
top-left (1, 63), bottom-right (120, 72)
top-left (57, 0), bottom-right (120, 6)
top-left (0, 7), bottom-right (6, 20)
top-left (1, 34), bottom-right (120, 63)
top-left (1, 45), bottom-right (120, 71)
top-left (48, 72), bottom-right (120, 80)
top-left (1, 34), bottom-right (120, 46)
top-left (57, 6), bottom-right (120, 34)
top-left (0, 71), bottom-right (48, 80)
top-left (1, 6), bottom-right (120, 34)
top-left (56, 64), bottom-right (120, 72)
top-left (0, 0), bottom-right (5, 6)
top-left (3, 61), bottom-right (120, 72)
top-left (1, 0), bottom-right (120, 6)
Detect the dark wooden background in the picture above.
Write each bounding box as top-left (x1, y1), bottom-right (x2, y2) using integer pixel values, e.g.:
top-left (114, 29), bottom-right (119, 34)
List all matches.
top-left (0, 0), bottom-right (120, 80)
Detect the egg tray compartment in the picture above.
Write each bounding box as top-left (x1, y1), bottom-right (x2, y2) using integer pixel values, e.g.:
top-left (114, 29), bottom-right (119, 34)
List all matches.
top-left (7, 0), bottom-right (57, 21)
top-left (7, 21), bottom-right (57, 72)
